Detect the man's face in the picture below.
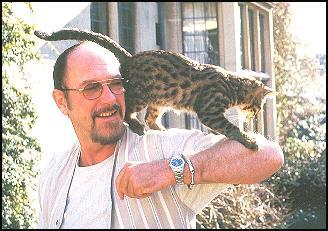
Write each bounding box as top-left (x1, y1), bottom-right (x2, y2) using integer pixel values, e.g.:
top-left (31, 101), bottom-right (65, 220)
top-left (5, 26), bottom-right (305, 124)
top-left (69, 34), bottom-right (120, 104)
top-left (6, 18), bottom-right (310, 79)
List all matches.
top-left (62, 43), bottom-right (126, 145)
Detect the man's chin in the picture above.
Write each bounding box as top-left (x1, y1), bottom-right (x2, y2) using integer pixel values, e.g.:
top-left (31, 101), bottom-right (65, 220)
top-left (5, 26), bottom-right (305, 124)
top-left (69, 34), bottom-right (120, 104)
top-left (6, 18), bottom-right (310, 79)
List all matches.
top-left (91, 122), bottom-right (126, 145)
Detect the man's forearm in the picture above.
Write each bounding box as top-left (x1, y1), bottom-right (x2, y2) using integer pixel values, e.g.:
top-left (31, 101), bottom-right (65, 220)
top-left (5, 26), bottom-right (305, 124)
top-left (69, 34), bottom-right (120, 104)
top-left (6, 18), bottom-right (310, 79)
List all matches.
top-left (115, 134), bottom-right (284, 199)
top-left (183, 134), bottom-right (284, 185)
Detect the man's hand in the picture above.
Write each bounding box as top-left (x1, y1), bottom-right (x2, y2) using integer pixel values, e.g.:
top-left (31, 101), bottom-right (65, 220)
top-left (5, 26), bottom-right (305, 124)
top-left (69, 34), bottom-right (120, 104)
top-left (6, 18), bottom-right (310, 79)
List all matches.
top-left (115, 160), bottom-right (175, 200)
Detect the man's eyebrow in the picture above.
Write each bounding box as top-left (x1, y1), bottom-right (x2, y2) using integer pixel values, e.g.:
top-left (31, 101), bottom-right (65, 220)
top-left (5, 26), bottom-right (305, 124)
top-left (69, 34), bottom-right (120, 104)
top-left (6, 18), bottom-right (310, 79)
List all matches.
top-left (79, 74), bottom-right (122, 87)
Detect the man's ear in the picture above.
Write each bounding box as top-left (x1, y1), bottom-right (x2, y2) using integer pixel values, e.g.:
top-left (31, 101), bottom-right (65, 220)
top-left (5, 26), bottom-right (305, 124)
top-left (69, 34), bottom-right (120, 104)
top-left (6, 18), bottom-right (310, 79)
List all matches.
top-left (53, 89), bottom-right (69, 115)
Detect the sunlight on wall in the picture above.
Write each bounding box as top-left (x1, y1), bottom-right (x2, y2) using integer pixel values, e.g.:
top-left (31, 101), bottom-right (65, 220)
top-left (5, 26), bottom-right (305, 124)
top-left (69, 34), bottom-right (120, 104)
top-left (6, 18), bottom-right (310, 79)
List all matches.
top-left (26, 60), bottom-right (77, 170)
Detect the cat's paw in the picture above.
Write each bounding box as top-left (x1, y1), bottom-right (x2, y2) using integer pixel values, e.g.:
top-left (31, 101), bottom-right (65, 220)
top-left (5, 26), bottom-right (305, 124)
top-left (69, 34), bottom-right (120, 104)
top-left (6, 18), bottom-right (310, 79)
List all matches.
top-left (126, 120), bottom-right (146, 135)
top-left (241, 134), bottom-right (259, 150)
top-left (130, 125), bottom-right (145, 135)
top-left (148, 122), bottom-right (166, 132)
top-left (243, 140), bottom-right (259, 150)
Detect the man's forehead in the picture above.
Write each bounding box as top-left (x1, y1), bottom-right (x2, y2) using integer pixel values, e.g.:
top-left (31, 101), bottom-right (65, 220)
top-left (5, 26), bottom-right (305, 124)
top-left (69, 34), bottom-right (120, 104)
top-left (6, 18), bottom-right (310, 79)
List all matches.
top-left (67, 43), bottom-right (119, 69)
top-left (70, 42), bottom-right (118, 62)
top-left (92, 64), bottom-right (121, 75)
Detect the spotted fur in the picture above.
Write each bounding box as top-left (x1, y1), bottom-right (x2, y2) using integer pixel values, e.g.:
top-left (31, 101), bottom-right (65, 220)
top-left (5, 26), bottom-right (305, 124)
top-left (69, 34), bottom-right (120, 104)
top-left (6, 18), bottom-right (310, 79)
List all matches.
top-left (34, 28), bottom-right (275, 150)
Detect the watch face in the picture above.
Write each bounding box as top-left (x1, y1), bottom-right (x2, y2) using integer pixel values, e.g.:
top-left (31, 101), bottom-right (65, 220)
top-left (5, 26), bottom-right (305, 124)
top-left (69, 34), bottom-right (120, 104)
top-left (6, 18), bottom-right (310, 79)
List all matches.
top-left (171, 158), bottom-right (183, 167)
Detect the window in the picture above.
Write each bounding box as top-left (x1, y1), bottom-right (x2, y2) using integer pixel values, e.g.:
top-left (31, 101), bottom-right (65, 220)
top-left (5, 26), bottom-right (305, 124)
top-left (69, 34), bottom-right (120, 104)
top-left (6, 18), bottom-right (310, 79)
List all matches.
top-left (239, 3), bottom-right (267, 73)
top-left (181, 2), bottom-right (219, 131)
top-left (182, 2), bottom-right (219, 65)
top-left (248, 9), bottom-right (255, 71)
top-left (259, 14), bottom-right (266, 72)
top-left (118, 2), bottom-right (135, 54)
top-left (239, 2), bottom-right (270, 135)
top-left (90, 2), bottom-right (108, 35)
top-left (240, 5), bottom-right (246, 69)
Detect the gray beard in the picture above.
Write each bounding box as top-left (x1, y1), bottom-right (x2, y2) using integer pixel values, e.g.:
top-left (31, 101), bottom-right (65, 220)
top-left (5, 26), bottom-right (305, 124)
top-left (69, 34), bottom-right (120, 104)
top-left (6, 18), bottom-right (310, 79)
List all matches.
top-left (91, 121), bottom-right (126, 145)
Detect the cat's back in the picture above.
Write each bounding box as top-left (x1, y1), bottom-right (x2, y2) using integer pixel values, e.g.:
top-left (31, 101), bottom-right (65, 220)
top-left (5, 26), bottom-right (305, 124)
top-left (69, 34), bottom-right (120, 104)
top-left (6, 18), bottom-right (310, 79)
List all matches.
top-left (123, 50), bottom-right (203, 74)
top-left (122, 50), bottom-right (209, 109)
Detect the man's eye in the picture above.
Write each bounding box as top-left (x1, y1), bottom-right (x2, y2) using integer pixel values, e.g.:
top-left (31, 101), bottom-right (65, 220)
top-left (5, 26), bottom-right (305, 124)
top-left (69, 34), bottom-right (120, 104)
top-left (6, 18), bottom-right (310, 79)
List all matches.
top-left (110, 80), bottom-right (122, 88)
top-left (84, 83), bottom-right (100, 91)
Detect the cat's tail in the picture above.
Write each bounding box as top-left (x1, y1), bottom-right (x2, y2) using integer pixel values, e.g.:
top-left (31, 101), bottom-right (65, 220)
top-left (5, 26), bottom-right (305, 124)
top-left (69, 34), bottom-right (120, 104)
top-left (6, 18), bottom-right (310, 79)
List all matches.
top-left (34, 28), bottom-right (132, 63)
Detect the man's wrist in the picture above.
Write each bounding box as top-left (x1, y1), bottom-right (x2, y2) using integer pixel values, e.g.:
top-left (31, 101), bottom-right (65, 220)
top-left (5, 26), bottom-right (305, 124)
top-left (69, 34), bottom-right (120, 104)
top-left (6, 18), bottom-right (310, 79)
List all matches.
top-left (182, 154), bottom-right (195, 189)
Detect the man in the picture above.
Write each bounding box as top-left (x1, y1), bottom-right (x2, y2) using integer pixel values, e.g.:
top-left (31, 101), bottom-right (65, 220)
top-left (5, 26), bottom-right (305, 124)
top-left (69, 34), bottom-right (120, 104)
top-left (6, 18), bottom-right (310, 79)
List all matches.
top-left (38, 41), bottom-right (284, 229)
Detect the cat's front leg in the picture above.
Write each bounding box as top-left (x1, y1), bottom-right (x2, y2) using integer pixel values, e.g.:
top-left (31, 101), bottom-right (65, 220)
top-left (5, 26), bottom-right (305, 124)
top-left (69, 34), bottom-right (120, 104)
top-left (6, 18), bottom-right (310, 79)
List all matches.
top-left (231, 130), bottom-right (259, 150)
top-left (198, 112), bottom-right (259, 150)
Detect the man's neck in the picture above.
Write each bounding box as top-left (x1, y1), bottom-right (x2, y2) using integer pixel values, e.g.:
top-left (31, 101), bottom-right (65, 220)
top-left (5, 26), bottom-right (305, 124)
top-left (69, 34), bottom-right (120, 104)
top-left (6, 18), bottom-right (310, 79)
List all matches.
top-left (79, 142), bottom-right (117, 167)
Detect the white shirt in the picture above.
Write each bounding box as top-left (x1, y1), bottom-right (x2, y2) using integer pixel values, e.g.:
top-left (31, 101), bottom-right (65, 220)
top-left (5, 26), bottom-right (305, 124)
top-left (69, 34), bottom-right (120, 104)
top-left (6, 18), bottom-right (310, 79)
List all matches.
top-left (38, 125), bottom-right (232, 229)
top-left (60, 154), bottom-right (115, 229)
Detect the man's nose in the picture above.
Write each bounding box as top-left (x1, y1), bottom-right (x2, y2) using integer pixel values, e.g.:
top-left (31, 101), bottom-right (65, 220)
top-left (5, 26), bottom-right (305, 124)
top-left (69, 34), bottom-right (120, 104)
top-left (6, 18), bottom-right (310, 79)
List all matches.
top-left (100, 85), bottom-right (117, 101)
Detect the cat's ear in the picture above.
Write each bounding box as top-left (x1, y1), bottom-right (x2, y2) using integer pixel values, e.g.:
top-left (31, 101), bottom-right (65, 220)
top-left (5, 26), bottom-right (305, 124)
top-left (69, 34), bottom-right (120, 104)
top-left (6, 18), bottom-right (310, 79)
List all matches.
top-left (263, 86), bottom-right (278, 99)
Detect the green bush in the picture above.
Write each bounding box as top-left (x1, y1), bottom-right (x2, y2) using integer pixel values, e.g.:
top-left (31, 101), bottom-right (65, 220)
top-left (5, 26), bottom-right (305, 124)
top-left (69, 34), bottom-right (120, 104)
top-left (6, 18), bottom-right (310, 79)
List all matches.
top-left (196, 184), bottom-right (291, 229)
top-left (2, 2), bottom-right (41, 229)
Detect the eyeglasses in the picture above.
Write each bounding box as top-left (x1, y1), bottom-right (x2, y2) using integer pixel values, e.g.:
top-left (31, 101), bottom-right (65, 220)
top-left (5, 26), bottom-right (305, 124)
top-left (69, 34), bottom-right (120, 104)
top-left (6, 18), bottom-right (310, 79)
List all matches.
top-left (60, 78), bottom-right (125, 100)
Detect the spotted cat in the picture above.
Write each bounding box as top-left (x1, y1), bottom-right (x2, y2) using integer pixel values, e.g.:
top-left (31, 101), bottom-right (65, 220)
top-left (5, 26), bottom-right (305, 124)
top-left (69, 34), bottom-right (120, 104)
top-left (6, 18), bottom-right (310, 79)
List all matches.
top-left (34, 28), bottom-right (275, 150)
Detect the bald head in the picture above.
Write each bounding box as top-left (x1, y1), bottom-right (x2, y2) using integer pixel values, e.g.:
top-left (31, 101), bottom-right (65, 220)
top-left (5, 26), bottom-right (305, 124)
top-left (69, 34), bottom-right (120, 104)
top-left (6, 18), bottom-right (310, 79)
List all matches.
top-left (53, 41), bottom-right (120, 90)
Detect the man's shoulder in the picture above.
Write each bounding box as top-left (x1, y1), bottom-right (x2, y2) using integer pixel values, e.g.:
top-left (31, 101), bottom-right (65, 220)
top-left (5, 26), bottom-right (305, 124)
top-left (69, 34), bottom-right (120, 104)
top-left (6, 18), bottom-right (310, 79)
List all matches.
top-left (39, 142), bottom-right (80, 182)
top-left (144, 127), bottom-right (205, 138)
top-left (130, 127), bottom-right (220, 146)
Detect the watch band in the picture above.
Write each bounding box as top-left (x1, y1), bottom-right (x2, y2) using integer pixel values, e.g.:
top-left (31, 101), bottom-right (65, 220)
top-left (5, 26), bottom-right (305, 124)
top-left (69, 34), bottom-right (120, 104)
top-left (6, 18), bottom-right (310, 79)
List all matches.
top-left (174, 170), bottom-right (184, 184)
top-left (182, 154), bottom-right (195, 190)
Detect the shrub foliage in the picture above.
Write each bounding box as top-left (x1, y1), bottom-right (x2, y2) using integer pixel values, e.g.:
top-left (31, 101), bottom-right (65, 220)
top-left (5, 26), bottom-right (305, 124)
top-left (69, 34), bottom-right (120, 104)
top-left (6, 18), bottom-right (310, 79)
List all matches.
top-left (2, 2), bottom-right (41, 229)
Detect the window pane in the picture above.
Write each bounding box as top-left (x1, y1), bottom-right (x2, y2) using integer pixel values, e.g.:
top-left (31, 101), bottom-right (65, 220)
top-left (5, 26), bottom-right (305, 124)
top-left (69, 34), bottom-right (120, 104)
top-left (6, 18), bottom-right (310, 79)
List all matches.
top-left (205, 18), bottom-right (217, 31)
top-left (90, 2), bottom-right (108, 35)
top-left (181, 2), bottom-right (218, 131)
top-left (194, 35), bottom-right (205, 52)
top-left (208, 28), bottom-right (218, 64)
top-left (182, 2), bottom-right (219, 65)
top-left (182, 2), bottom-right (194, 18)
top-left (118, 2), bottom-right (134, 54)
top-left (239, 4), bottom-right (246, 69)
top-left (182, 19), bottom-right (195, 34)
top-left (193, 3), bottom-right (205, 18)
top-left (206, 2), bottom-right (217, 18)
top-left (259, 14), bottom-right (266, 72)
top-left (194, 18), bottom-right (206, 34)
top-left (248, 8), bottom-right (255, 71)
top-left (183, 36), bottom-right (195, 52)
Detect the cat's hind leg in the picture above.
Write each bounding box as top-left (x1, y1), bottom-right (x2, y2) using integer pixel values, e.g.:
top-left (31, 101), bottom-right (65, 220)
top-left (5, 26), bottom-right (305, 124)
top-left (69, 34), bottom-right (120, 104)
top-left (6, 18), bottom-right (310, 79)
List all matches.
top-left (125, 112), bottom-right (145, 135)
top-left (124, 100), bottom-right (146, 135)
top-left (145, 105), bottom-right (166, 131)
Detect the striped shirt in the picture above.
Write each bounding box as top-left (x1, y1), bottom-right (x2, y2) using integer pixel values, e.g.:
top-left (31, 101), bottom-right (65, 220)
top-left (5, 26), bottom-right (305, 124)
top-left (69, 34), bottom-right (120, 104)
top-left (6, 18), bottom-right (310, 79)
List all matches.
top-left (38, 125), bottom-right (231, 229)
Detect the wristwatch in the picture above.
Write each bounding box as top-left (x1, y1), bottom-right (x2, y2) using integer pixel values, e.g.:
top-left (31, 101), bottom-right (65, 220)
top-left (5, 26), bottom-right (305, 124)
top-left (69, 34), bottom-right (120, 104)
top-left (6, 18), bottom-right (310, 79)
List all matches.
top-left (168, 155), bottom-right (185, 184)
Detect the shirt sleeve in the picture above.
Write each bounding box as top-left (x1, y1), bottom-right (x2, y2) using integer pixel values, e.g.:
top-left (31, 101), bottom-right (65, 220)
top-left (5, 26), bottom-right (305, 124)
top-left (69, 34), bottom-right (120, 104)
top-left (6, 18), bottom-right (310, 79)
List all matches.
top-left (160, 128), bottom-right (232, 215)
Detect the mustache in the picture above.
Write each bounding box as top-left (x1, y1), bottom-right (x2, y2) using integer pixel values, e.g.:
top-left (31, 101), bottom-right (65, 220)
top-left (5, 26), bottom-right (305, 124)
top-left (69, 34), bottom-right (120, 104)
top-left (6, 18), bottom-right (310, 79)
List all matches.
top-left (92, 104), bottom-right (121, 119)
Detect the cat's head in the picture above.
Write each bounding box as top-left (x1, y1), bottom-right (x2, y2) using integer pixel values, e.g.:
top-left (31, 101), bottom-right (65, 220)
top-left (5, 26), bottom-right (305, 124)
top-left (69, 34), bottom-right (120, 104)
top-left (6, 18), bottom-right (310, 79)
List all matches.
top-left (245, 84), bottom-right (277, 120)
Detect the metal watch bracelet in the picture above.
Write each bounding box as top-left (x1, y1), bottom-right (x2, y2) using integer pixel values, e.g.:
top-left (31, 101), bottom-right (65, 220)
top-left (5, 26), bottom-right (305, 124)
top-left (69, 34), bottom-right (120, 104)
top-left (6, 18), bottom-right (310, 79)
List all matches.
top-left (181, 154), bottom-right (195, 190)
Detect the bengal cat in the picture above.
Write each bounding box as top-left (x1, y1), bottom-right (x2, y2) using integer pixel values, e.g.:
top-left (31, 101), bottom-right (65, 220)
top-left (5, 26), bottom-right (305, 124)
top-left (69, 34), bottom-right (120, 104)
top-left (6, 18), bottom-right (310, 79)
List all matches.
top-left (34, 28), bottom-right (275, 150)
